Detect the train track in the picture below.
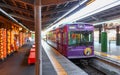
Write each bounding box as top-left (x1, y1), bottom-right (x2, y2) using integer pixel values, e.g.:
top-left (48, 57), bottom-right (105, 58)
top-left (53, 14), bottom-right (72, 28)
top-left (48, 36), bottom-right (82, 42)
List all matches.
top-left (71, 57), bottom-right (120, 75)
top-left (71, 59), bottom-right (106, 75)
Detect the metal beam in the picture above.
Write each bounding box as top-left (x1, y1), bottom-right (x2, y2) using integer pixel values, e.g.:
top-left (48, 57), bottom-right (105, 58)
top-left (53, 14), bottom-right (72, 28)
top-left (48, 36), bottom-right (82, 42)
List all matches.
top-left (0, 3), bottom-right (33, 15)
top-left (41, 0), bottom-right (78, 6)
top-left (100, 10), bottom-right (120, 18)
top-left (9, 13), bottom-right (34, 22)
top-left (14, 0), bottom-right (78, 6)
top-left (42, 8), bottom-right (69, 16)
top-left (91, 16), bottom-right (100, 21)
top-left (42, 16), bottom-right (60, 23)
top-left (103, 14), bottom-right (120, 21)
top-left (11, 0), bottom-right (17, 6)
top-left (64, 2), bottom-right (69, 7)
top-left (14, 0), bottom-right (34, 5)
top-left (2, 0), bottom-right (8, 4)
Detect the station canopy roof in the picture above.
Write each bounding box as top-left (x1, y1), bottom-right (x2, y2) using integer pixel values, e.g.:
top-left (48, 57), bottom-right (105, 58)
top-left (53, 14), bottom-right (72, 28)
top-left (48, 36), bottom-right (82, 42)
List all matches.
top-left (0, 0), bottom-right (120, 31)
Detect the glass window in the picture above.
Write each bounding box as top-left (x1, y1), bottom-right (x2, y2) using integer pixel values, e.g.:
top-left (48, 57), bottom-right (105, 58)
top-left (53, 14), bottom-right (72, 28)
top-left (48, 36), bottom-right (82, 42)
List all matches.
top-left (68, 31), bottom-right (93, 46)
top-left (81, 31), bottom-right (93, 42)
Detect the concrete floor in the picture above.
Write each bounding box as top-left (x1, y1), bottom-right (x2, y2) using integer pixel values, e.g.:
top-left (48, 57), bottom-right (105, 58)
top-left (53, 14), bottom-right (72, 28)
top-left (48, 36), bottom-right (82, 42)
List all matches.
top-left (94, 41), bottom-right (120, 56)
top-left (42, 47), bottom-right (57, 75)
top-left (0, 44), bottom-right (35, 75)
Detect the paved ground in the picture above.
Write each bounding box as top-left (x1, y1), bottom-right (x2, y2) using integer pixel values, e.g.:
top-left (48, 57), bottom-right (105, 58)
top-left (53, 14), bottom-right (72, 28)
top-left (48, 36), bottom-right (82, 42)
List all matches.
top-left (42, 47), bottom-right (57, 75)
top-left (94, 41), bottom-right (120, 56)
top-left (0, 44), bottom-right (35, 75)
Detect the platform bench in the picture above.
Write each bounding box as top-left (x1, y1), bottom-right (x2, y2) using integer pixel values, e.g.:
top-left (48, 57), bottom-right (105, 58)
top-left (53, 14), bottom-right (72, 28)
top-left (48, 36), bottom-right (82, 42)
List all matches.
top-left (28, 52), bottom-right (36, 64)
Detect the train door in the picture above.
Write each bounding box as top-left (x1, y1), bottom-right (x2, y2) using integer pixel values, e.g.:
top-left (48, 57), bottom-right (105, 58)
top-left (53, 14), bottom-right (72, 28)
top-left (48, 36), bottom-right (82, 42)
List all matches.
top-left (62, 26), bottom-right (67, 56)
top-left (59, 28), bottom-right (62, 53)
top-left (61, 28), bottom-right (63, 54)
top-left (56, 28), bottom-right (59, 51)
top-left (58, 31), bottom-right (62, 52)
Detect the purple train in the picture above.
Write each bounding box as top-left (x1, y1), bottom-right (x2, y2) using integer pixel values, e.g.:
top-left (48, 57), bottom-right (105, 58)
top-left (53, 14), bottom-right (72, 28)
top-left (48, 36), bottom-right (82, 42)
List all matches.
top-left (47, 23), bottom-right (94, 59)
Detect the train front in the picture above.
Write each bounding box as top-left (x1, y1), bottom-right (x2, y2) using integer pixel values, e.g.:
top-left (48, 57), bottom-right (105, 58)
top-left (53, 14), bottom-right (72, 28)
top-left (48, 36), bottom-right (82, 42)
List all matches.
top-left (67, 24), bottom-right (94, 59)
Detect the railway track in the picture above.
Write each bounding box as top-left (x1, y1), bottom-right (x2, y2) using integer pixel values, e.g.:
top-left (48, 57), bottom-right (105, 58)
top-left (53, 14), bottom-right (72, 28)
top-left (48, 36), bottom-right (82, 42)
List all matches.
top-left (79, 62), bottom-right (106, 75)
top-left (71, 59), bottom-right (106, 75)
top-left (71, 57), bottom-right (120, 75)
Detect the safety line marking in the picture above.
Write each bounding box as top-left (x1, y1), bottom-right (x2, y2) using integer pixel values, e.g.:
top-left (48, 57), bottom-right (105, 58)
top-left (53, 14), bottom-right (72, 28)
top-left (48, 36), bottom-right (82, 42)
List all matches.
top-left (95, 51), bottom-right (120, 60)
top-left (42, 41), bottom-right (67, 75)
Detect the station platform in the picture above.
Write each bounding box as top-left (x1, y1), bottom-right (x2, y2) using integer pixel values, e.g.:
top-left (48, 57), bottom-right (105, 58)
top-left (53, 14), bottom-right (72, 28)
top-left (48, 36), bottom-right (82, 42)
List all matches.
top-left (42, 40), bottom-right (88, 75)
top-left (0, 43), bottom-right (35, 75)
top-left (94, 41), bottom-right (120, 64)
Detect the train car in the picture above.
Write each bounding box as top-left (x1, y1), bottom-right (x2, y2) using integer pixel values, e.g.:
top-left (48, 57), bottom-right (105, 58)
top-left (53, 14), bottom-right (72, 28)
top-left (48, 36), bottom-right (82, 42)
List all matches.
top-left (47, 23), bottom-right (94, 59)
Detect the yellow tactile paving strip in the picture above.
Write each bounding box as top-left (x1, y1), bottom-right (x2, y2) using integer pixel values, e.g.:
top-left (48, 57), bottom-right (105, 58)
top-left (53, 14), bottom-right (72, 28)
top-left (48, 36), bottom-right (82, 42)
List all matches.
top-left (50, 55), bottom-right (67, 75)
top-left (42, 41), bottom-right (67, 75)
top-left (95, 51), bottom-right (120, 60)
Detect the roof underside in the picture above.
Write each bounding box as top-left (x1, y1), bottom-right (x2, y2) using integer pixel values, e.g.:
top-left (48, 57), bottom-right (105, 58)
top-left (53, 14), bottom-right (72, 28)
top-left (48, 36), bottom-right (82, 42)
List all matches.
top-left (0, 0), bottom-right (120, 31)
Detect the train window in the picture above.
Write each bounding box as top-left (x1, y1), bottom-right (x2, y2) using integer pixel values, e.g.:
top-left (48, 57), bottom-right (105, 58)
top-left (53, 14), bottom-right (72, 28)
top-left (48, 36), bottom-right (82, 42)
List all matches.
top-left (68, 31), bottom-right (93, 46)
top-left (68, 32), bottom-right (78, 46)
top-left (81, 31), bottom-right (93, 42)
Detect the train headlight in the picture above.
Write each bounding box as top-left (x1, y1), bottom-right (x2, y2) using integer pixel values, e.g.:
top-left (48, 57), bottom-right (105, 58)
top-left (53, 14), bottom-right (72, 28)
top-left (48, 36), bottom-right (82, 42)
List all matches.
top-left (84, 48), bottom-right (92, 56)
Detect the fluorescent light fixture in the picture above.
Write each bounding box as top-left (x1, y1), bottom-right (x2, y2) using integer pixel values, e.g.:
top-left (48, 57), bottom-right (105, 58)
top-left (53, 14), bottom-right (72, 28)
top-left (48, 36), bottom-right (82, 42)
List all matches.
top-left (72, 0), bottom-right (120, 22)
top-left (47, 0), bottom-right (120, 32)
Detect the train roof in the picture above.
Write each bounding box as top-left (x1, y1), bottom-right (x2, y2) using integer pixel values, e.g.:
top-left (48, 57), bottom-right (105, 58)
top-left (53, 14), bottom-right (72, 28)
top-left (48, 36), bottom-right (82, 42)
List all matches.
top-left (51, 22), bottom-right (93, 31)
top-left (59, 22), bottom-right (92, 27)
